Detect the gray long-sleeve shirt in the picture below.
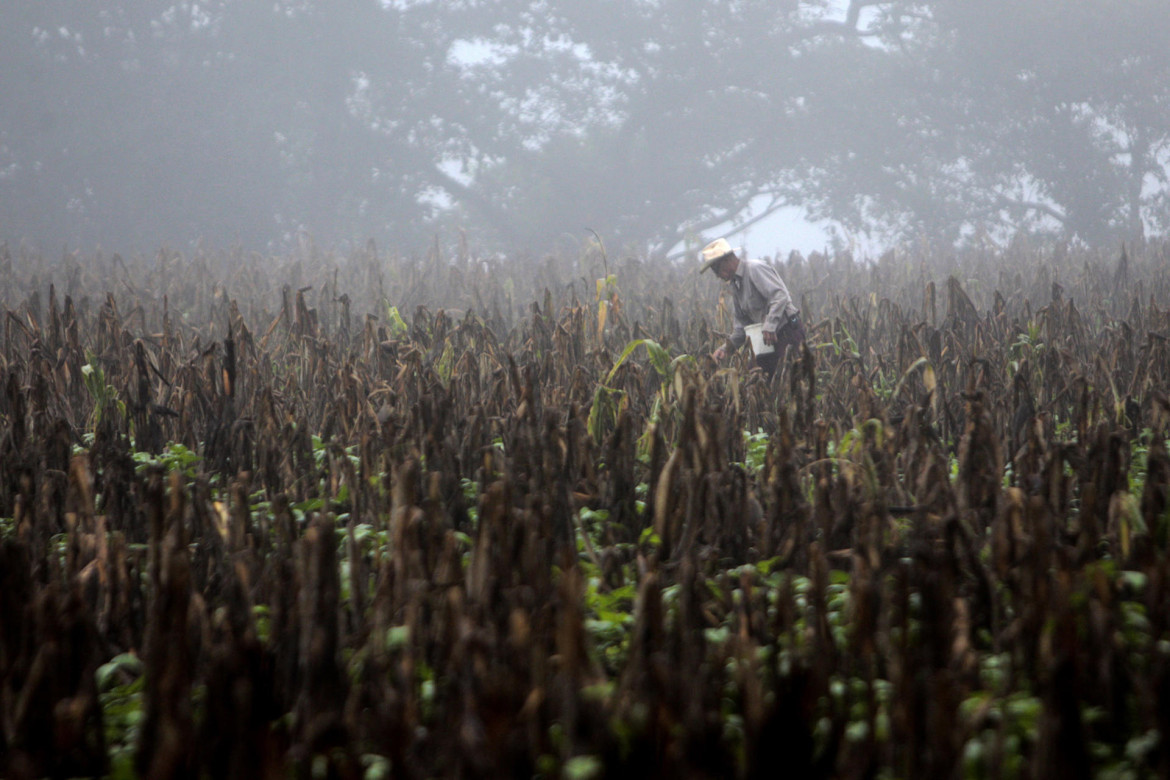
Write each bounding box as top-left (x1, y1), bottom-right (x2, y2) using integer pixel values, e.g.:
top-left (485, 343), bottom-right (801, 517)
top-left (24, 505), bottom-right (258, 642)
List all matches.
top-left (727, 257), bottom-right (798, 349)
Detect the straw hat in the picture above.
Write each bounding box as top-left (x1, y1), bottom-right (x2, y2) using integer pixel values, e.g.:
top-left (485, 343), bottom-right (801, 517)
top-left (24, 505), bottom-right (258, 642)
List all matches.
top-left (699, 237), bottom-right (735, 273)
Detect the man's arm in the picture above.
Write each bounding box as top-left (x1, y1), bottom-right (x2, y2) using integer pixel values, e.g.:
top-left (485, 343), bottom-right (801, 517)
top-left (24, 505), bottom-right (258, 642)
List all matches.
top-left (713, 293), bottom-right (750, 361)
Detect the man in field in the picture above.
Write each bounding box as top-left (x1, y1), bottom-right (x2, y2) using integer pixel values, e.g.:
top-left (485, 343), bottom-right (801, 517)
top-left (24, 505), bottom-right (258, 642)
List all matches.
top-left (701, 237), bottom-right (805, 375)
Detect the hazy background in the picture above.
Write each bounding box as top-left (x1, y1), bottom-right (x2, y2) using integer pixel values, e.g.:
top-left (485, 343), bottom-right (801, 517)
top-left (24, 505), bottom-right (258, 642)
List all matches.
top-left (2, 0), bottom-right (1168, 259)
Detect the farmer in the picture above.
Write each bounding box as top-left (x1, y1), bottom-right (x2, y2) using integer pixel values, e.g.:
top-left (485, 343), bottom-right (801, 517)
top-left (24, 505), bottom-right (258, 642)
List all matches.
top-left (701, 237), bottom-right (805, 375)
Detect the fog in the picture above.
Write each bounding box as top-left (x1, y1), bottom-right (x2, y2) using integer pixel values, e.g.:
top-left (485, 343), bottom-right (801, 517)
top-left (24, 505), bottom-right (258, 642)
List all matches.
top-left (2, 1), bottom-right (1168, 258)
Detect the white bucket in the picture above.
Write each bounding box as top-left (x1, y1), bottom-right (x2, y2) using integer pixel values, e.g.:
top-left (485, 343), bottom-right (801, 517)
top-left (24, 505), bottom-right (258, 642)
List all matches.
top-left (745, 323), bottom-right (774, 355)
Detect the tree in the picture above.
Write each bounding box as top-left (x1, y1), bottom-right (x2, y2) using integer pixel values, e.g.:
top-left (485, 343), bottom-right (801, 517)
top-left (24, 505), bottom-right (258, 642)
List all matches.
top-left (429, 0), bottom-right (820, 253)
top-left (1, 1), bottom-right (286, 249)
top-left (2, 0), bottom-right (1167, 254)
top-left (809, 0), bottom-right (1170, 246)
top-left (438, 0), bottom-right (1170, 251)
top-left (0, 1), bottom-right (479, 251)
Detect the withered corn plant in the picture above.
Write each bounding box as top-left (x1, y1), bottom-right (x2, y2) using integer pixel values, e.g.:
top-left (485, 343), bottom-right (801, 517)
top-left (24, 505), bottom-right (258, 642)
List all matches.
top-left (2, 237), bottom-right (1170, 778)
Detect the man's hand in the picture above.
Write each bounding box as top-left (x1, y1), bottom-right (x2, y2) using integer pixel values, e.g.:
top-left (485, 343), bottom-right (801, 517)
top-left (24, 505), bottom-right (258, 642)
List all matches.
top-left (762, 329), bottom-right (777, 346)
top-left (711, 345), bottom-right (727, 362)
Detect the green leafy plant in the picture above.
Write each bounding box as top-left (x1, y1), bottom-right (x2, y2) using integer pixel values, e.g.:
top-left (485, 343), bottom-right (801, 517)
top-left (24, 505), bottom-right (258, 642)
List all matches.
top-left (81, 351), bottom-right (126, 434)
top-left (588, 337), bottom-right (694, 447)
top-left (97, 653), bottom-right (146, 777)
top-left (383, 302), bottom-right (409, 338)
top-left (742, 429), bottom-right (769, 475)
top-left (133, 441), bottom-right (202, 477)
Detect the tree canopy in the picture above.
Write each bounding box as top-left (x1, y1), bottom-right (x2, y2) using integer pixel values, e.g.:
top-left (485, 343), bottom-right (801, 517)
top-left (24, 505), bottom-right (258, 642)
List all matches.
top-left (1, 0), bottom-right (1167, 254)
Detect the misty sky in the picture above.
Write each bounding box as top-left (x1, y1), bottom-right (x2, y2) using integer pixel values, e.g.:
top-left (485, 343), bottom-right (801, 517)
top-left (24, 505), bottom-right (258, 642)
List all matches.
top-left (1, 1), bottom-right (1166, 257)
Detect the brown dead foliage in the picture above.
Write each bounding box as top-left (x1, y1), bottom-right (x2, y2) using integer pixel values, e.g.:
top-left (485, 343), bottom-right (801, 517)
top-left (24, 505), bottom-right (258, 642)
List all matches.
top-left (2, 238), bottom-right (1170, 776)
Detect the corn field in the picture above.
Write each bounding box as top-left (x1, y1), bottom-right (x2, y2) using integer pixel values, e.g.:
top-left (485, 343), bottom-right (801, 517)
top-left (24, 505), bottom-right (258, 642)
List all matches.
top-left (3, 238), bottom-right (1170, 778)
